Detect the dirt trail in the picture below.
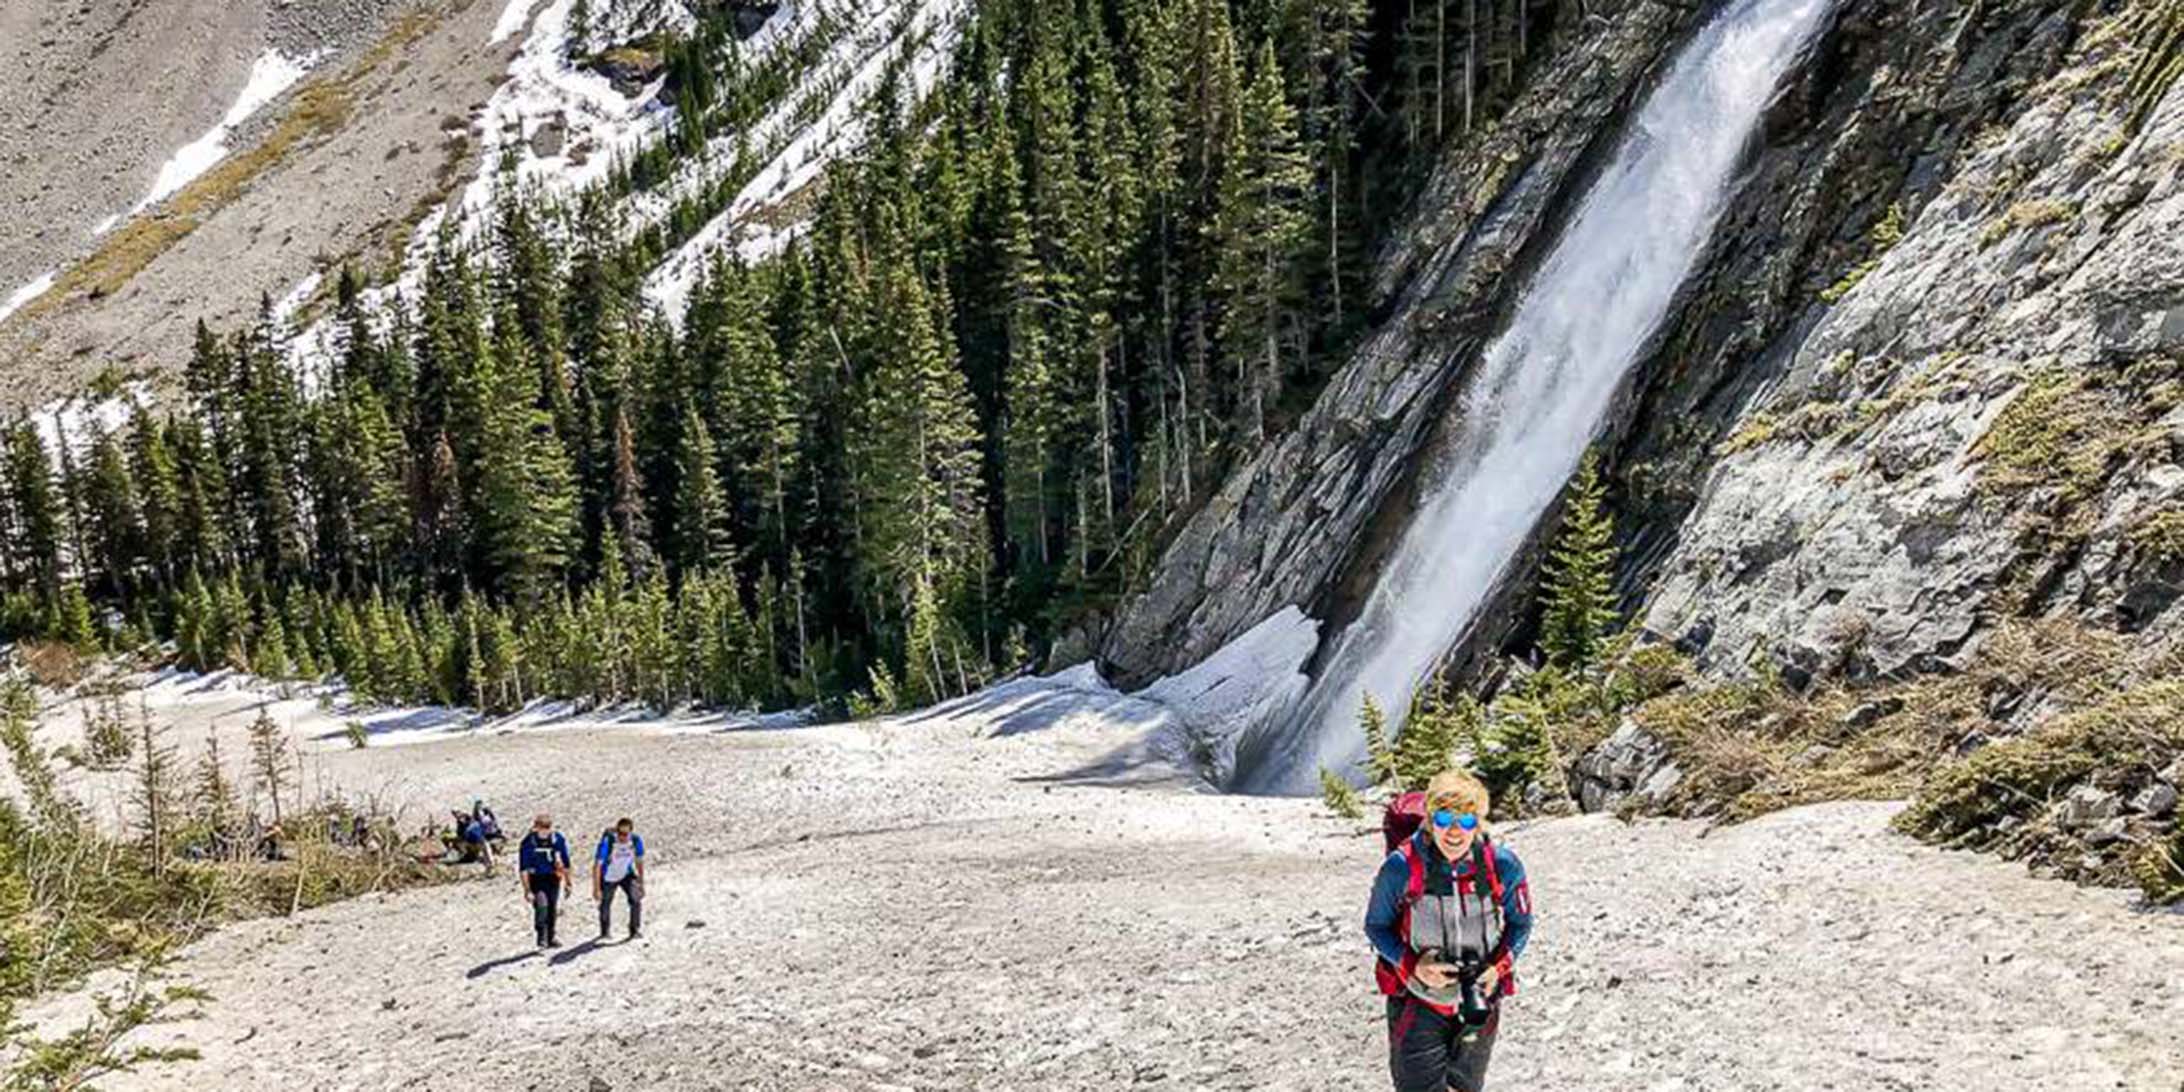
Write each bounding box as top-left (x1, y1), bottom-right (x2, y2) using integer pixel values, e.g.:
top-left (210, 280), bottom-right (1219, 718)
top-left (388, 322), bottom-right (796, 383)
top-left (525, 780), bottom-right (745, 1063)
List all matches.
top-left (18, 675), bottom-right (2184, 1091)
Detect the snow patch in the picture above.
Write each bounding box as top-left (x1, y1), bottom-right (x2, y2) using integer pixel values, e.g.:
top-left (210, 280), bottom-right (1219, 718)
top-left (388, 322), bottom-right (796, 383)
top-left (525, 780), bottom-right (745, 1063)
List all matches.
top-left (272, 270), bottom-right (324, 324)
top-left (0, 270), bottom-right (56, 324)
top-left (289, 0), bottom-right (683, 376)
top-left (91, 213), bottom-right (120, 237)
top-left (31, 383), bottom-right (153, 456)
top-left (490, 0), bottom-right (539, 43)
top-left (1135, 607), bottom-right (1319, 787)
top-left (133, 50), bottom-right (320, 215)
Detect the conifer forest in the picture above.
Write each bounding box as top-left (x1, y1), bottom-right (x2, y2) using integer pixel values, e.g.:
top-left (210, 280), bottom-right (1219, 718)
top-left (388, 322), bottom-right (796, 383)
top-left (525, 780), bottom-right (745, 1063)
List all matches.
top-left (0, 0), bottom-right (1568, 714)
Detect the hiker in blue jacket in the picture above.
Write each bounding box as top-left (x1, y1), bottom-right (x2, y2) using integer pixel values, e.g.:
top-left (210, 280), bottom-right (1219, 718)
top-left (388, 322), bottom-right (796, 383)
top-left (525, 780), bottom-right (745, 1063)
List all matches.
top-left (593, 816), bottom-right (646, 941)
top-left (517, 813), bottom-right (572, 948)
top-left (1366, 769), bottom-right (1534, 1092)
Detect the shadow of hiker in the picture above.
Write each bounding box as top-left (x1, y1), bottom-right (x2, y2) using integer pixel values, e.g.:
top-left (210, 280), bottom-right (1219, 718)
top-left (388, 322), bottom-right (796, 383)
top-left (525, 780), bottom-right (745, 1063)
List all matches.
top-left (548, 937), bottom-right (612, 966)
top-left (465, 950), bottom-right (541, 979)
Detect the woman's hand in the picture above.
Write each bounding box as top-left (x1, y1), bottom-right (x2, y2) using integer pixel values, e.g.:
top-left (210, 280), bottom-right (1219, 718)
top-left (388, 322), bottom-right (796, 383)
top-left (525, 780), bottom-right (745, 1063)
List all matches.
top-left (1412, 961), bottom-right (1459, 991)
top-left (1474, 963), bottom-right (1502, 997)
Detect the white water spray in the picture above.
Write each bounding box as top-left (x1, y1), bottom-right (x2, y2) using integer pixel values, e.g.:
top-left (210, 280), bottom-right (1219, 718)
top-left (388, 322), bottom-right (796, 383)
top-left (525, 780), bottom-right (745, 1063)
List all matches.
top-left (1237, 0), bottom-right (1835, 793)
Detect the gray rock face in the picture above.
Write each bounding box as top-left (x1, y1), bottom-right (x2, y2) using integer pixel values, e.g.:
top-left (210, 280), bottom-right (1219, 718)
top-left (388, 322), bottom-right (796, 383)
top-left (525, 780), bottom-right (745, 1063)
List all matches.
top-left (2130, 782), bottom-right (2178, 819)
top-left (2056, 784), bottom-right (2124, 830)
top-left (1098, 3), bottom-right (1692, 686)
top-left (1635, 6), bottom-right (2184, 685)
top-left (1571, 720), bottom-right (1681, 814)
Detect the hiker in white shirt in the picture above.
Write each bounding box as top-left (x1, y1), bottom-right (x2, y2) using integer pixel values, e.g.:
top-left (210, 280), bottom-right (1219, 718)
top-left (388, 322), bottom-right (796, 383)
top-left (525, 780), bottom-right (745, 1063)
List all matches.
top-left (593, 816), bottom-right (646, 941)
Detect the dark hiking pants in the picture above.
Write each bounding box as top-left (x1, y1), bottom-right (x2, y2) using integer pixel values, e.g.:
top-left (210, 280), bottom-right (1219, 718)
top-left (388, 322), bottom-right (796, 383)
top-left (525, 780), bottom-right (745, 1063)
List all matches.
top-left (600, 876), bottom-right (641, 937)
top-left (527, 873), bottom-right (561, 944)
top-left (1387, 995), bottom-right (1499, 1092)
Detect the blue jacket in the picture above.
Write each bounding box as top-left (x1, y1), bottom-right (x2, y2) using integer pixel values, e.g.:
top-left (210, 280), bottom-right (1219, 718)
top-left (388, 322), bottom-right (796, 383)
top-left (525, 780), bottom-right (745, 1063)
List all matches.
top-left (1365, 834), bottom-right (1533, 969)
top-left (518, 831), bottom-right (570, 876)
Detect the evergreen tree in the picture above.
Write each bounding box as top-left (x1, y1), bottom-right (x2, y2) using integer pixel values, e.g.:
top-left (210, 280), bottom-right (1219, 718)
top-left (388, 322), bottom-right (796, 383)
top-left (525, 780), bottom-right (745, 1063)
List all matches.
top-left (246, 708), bottom-right (292, 823)
top-left (128, 703), bottom-right (181, 873)
top-left (2, 421), bottom-right (64, 604)
top-left (1539, 452), bottom-right (1618, 669)
top-left (194, 728), bottom-right (241, 857)
top-left (670, 408), bottom-right (733, 574)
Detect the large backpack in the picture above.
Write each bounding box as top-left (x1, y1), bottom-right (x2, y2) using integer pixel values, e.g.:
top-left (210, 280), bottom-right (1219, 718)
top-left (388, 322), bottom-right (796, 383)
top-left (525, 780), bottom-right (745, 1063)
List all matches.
top-left (1381, 791), bottom-right (1428, 852)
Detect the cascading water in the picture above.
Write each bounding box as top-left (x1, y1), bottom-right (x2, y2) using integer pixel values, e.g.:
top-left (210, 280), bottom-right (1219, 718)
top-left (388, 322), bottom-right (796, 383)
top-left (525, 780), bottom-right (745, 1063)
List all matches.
top-left (1235, 0), bottom-right (1836, 793)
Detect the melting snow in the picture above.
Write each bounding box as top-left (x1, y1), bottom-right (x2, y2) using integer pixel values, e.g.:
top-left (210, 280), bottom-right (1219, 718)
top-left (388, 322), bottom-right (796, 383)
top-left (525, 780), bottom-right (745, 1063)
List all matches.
top-left (490, 0), bottom-right (539, 43)
top-left (31, 382), bottom-right (153, 455)
top-left (0, 270), bottom-right (56, 324)
top-left (132, 50), bottom-right (320, 215)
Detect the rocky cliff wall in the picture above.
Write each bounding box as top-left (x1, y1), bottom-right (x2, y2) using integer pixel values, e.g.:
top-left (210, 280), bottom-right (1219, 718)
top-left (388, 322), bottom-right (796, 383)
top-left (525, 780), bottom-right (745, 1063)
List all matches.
top-left (1098, 0), bottom-right (1700, 686)
top-left (1106, 0), bottom-right (2184, 707)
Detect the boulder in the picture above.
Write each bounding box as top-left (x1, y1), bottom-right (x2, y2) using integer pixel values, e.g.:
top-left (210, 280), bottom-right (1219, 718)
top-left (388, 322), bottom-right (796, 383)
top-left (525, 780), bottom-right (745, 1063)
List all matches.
top-left (1572, 720), bottom-right (1679, 814)
top-left (2055, 784), bottom-right (2123, 829)
top-left (591, 47), bottom-right (665, 97)
top-left (2129, 781), bottom-right (2178, 819)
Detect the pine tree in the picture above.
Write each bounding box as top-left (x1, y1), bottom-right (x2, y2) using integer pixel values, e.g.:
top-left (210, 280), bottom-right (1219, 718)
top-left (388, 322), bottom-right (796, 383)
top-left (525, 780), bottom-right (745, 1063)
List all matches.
top-left (247, 708), bottom-right (292, 823)
top-left (129, 702), bottom-right (181, 873)
top-left (1218, 40), bottom-right (1313, 442)
top-left (670, 407), bottom-right (733, 574)
top-left (3, 421), bottom-right (64, 604)
top-left (79, 424), bottom-right (145, 604)
top-left (606, 407), bottom-right (657, 583)
top-left (252, 605), bottom-right (293, 680)
top-left (194, 728), bottom-right (240, 858)
top-left (1539, 452), bottom-right (1619, 669)
top-left (128, 409), bottom-right (183, 592)
top-left (1359, 691), bottom-right (1396, 788)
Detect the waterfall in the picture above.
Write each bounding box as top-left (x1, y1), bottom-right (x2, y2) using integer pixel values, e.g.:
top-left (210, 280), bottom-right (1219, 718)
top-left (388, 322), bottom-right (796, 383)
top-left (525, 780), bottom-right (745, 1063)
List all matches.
top-left (1234, 0), bottom-right (1836, 793)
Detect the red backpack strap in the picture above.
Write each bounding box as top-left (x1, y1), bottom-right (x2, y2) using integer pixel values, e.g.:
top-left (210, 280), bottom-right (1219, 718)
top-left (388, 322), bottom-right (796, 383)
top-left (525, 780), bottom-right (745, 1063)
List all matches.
top-left (1477, 835), bottom-right (1518, 997)
top-left (1374, 836), bottom-right (1428, 995)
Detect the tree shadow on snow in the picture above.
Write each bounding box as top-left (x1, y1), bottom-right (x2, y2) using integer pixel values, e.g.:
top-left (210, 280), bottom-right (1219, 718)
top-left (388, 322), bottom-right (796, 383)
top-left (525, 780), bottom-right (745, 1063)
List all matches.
top-left (1014, 738), bottom-right (1200, 790)
top-left (894, 683), bottom-right (1121, 739)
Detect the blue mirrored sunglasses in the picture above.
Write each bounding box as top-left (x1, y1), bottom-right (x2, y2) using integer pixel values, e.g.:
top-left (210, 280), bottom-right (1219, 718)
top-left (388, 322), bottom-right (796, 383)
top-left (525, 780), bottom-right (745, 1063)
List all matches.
top-left (1431, 808), bottom-right (1480, 832)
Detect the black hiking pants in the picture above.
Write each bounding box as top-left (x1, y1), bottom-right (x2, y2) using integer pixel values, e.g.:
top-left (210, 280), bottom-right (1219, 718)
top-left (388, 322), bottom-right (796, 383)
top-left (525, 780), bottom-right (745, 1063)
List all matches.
top-left (599, 876), bottom-right (641, 937)
top-left (526, 873), bottom-right (562, 945)
top-left (1387, 995), bottom-right (1498, 1092)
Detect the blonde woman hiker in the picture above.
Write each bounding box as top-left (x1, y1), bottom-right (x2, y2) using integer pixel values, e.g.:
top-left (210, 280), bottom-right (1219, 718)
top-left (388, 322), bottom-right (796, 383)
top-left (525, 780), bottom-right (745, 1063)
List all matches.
top-left (1365, 770), bottom-right (1535, 1092)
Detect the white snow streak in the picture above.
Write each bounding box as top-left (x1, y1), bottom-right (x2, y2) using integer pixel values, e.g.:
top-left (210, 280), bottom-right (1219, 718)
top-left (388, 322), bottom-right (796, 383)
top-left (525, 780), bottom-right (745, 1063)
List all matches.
top-left (133, 50), bottom-right (320, 215)
top-left (0, 271), bottom-right (57, 324)
top-left (490, 0), bottom-right (539, 43)
top-left (288, 0), bottom-right (685, 375)
top-left (32, 383), bottom-right (153, 456)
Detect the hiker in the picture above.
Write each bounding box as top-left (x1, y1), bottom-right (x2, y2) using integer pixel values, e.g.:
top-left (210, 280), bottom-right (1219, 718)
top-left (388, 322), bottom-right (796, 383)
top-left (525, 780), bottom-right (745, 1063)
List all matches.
top-left (474, 801), bottom-right (504, 845)
top-left (1365, 770), bottom-right (1534, 1092)
top-left (455, 810), bottom-right (493, 870)
top-left (592, 817), bottom-right (646, 941)
top-left (517, 813), bottom-right (572, 948)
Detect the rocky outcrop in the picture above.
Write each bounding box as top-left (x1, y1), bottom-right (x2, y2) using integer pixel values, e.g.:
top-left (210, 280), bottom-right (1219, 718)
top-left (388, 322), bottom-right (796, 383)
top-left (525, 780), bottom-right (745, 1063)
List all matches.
top-left (1569, 719), bottom-right (1681, 814)
top-left (1099, 2), bottom-right (1697, 686)
top-left (1629, 2), bottom-right (2184, 684)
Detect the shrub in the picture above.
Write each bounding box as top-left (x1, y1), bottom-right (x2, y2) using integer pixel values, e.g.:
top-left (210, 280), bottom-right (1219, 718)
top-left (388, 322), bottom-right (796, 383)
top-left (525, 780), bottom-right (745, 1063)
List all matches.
top-left (1319, 768), bottom-right (1364, 820)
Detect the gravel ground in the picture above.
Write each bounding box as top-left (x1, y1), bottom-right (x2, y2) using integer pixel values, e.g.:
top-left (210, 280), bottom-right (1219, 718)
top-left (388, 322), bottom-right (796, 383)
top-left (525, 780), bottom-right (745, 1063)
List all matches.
top-left (15, 674), bottom-right (2184, 1091)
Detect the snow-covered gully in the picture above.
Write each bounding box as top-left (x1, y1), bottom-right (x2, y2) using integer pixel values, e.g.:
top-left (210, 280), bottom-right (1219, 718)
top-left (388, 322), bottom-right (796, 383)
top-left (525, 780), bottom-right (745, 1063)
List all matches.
top-left (20, 669), bottom-right (2183, 1091)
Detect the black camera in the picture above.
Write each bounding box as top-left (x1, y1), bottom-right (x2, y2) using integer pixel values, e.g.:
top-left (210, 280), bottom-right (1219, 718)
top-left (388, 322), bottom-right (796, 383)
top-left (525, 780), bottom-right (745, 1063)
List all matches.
top-left (1454, 955), bottom-right (1492, 1027)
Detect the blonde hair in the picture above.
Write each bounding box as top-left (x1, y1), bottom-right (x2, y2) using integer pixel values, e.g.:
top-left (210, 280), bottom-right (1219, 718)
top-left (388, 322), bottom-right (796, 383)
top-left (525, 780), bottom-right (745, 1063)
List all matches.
top-left (1424, 769), bottom-right (1491, 823)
